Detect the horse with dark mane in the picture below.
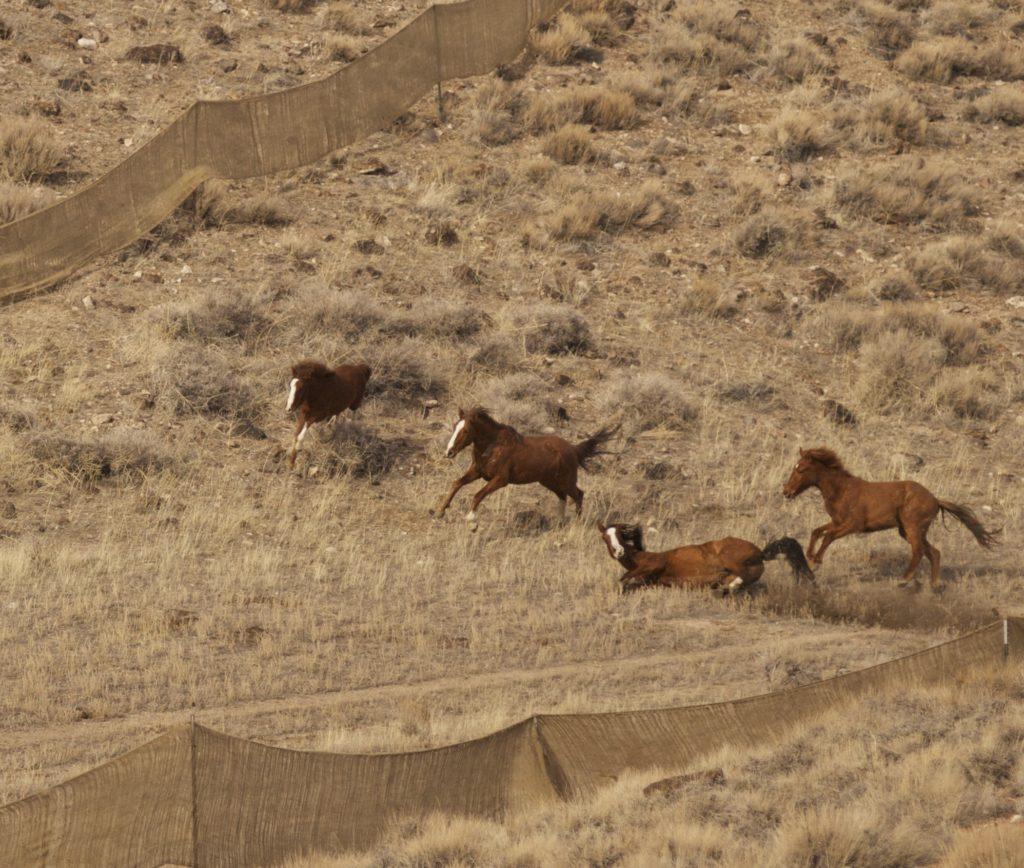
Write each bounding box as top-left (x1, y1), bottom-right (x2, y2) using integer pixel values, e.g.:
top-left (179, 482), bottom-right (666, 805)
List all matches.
top-left (598, 522), bottom-right (814, 594)
top-left (285, 360), bottom-right (371, 468)
top-left (783, 447), bottom-right (999, 591)
top-left (434, 407), bottom-right (617, 526)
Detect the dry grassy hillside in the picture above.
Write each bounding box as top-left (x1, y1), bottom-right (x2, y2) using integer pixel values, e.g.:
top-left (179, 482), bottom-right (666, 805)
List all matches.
top-left (1, 0), bottom-right (1024, 860)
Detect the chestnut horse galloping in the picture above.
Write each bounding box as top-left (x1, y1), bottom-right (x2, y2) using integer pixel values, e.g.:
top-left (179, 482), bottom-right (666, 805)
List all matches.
top-left (286, 360), bottom-right (371, 468)
top-left (599, 523), bottom-right (815, 594)
top-left (783, 447), bottom-right (999, 591)
top-left (434, 407), bottom-right (617, 526)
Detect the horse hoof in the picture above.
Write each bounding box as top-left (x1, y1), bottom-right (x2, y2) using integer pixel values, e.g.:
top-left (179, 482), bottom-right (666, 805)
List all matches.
top-left (897, 581), bottom-right (922, 594)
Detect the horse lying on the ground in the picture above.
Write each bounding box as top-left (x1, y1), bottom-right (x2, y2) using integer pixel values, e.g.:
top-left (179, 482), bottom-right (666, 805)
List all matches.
top-left (599, 522), bottom-right (815, 594)
top-left (783, 447), bottom-right (999, 592)
top-left (286, 360), bottom-right (371, 468)
top-left (434, 407), bottom-right (618, 526)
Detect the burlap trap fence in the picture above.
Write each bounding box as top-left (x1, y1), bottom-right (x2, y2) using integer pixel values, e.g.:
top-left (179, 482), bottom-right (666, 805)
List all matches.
top-left (0, 0), bottom-right (568, 303)
top-left (2, 619), bottom-right (1021, 866)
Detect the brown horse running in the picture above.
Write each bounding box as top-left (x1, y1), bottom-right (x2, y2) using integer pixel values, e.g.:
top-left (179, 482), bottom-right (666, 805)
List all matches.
top-left (286, 360), bottom-right (371, 468)
top-left (599, 522), bottom-right (815, 594)
top-left (434, 407), bottom-right (617, 525)
top-left (783, 447), bottom-right (999, 591)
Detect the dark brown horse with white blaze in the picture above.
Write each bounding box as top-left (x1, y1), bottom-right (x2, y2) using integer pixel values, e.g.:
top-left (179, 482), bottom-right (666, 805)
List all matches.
top-left (599, 523), bottom-right (814, 594)
top-left (286, 360), bottom-right (371, 468)
top-left (783, 447), bottom-right (999, 591)
top-left (434, 407), bottom-right (617, 526)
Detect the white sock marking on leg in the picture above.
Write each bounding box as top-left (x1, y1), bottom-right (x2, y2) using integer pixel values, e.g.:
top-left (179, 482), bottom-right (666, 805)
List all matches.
top-left (606, 527), bottom-right (625, 559)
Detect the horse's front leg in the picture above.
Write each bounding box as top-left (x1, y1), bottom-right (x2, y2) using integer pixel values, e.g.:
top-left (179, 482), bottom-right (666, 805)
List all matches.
top-left (433, 465), bottom-right (481, 518)
top-left (619, 567), bottom-right (655, 594)
top-left (812, 522), bottom-right (856, 565)
top-left (288, 416), bottom-right (309, 469)
top-left (806, 523), bottom-right (832, 563)
top-left (465, 474), bottom-right (510, 525)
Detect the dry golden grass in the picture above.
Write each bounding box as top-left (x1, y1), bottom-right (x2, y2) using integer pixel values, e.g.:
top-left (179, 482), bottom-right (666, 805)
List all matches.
top-left (267, 0), bottom-right (316, 12)
top-left (0, 118), bottom-right (65, 182)
top-left (0, 182), bottom-right (53, 225)
top-left (897, 37), bottom-right (1024, 82)
top-left (964, 87), bottom-right (1024, 126)
top-left (767, 108), bottom-right (832, 161)
top-left (531, 15), bottom-right (595, 65)
top-left (2, 0), bottom-right (1024, 854)
top-left (853, 0), bottom-right (915, 56)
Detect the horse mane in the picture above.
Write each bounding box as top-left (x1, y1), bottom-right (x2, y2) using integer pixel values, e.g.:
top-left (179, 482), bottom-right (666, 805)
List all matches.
top-left (292, 359), bottom-right (333, 380)
top-left (467, 406), bottom-right (521, 438)
top-left (613, 523), bottom-right (645, 551)
top-left (802, 447), bottom-right (849, 473)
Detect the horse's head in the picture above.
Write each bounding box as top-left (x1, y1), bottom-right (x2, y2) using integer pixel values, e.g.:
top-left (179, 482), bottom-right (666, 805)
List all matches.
top-left (598, 522), bottom-right (644, 562)
top-left (783, 449), bottom-right (820, 499)
top-left (445, 408), bottom-right (473, 458)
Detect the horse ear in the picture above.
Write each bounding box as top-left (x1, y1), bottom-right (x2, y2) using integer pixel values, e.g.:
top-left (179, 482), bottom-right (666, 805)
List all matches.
top-left (798, 448), bottom-right (807, 457)
top-left (597, 522), bottom-right (606, 532)
top-left (458, 407), bottom-right (465, 419)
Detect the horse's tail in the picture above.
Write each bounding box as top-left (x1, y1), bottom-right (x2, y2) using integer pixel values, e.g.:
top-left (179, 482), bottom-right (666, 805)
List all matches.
top-left (574, 425), bottom-right (619, 468)
top-left (761, 537), bottom-right (816, 584)
top-left (938, 500), bottom-right (1000, 549)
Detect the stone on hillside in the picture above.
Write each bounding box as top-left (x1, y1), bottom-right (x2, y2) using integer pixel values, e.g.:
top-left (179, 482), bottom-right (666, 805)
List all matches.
top-left (125, 43), bottom-right (184, 64)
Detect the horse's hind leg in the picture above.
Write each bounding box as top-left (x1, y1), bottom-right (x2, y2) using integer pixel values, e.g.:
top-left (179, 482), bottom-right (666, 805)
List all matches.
top-left (899, 525), bottom-right (927, 590)
top-left (925, 539), bottom-right (942, 592)
top-left (570, 486), bottom-right (584, 517)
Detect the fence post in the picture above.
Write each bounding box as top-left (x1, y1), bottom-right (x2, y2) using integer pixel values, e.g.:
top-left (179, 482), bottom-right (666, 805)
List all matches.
top-left (191, 715), bottom-right (200, 868)
top-left (432, 5), bottom-right (445, 122)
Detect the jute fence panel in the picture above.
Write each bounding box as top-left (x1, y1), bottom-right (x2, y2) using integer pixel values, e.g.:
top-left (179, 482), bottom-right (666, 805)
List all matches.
top-left (1, 620), bottom-right (1019, 866)
top-left (0, 0), bottom-right (566, 303)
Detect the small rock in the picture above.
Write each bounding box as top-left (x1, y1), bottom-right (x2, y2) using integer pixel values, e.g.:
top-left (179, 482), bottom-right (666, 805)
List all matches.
top-left (1006, 296), bottom-right (1024, 309)
top-left (823, 399), bottom-right (857, 427)
top-left (57, 70), bottom-right (93, 92)
top-left (947, 301), bottom-right (969, 314)
top-left (219, 59), bottom-right (238, 73)
top-left (27, 0), bottom-right (51, 8)
top-left (210, 0), bottom-right (230, 12)
top-left (180, 264), bottom-right (193, 275)
top-left (77, 37), bottom-right (97, 49)
top-left (453, 263), bottom-right (481, 285)
top-left (354, 239), bottom-right (384, 254)
top-left (91, 413), bottom-right (115, 426)
top-left (777, 170), bottom-right (792, 187)
top-left (808, 266), bottom-right (845, 300)
top-left (82, 295), bottom-right (95, 310)
top-left (34, 97), bottom-right (62, 116)
top-left (737, 123), bottom-right (753, 135)
top-left (125, 43), bottom-right (184, 64)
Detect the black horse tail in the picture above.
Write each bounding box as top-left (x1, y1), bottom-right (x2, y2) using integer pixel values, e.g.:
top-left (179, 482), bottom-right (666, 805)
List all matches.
top-left (574, 425), bottom-right (619, 469)
top-left (762, 537), bottom-right (816, 584)
top-left (938, 500), bottom-right (1000, 549)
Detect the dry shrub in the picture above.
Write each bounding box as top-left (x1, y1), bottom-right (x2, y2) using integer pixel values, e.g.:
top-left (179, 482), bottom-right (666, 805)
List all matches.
top-left (477, 372), bottom-right (557, 432)
top-left (833, 89), bottom-right (929, 148)
top-left (468, 80), bottom-right (524, 146)
top-left (0, 118), bottom-right (66, 182)
top-left (897, 38), bottom-right (1024, 82)
top-left (312, 423), bottom-right (418, 479)
top-left (907, 235), bottom-right (1024, 295)
top-left (675, 0), bottom-right (762, 51)
top-left (321, 1), bottom-right (368, 33)
top-left (729, 170), bottom-right (773, 217)
top-left (525, 86), bottom-right (639, 132)
top-left (733, 208), bottom-right (800, 259)
top-left (924, 0), bottom-right (996, 36)
top-left (817, 301), bottom-right (986, 363)
top-left (150, 291), bottom-right (269, 342)
top-left (515, 304), bottom-right (592, 355)
top-left (387, 299), bottom-right (485, 341)
top-left (767, 108), bottom-right (832, 160)
top-left (547, 182), bottom-right (674, 240)
top-left (853, 329), bottom-right (946, 413)
top-left (770, 37), bottom-right (832, 83)
top-left (0, 182), bottom-right (53, 225)
top-left (532, 15), bottom-right (595, 65)
top-left (868, 270), bottom-right (919, 301)
top-left (834, 158), bottom-right (980, 227)
top-left (361, 338), bottom-right (446, 403)
top-left (521, 155), bottom-right (558, 183)
top-left (27, 430), bottom-right (175, 483)
top-left (225, 193), bottom-right (293, 226)
top-left (854, 0), bottom-right (915, 55)
top-left (542, 123), bottom-right (596, 164)
top-left (599, 370), bottom-right (698, 433)
top-left (266, 0), bottom-right (315, 12)
top-left (931, 367), bottom-right (1003, 420)
top-left (653, 31), bottom-right (753, 76)
top-left (151, 346), bottom-right (264, 424)
top-left (576, 10), bottom-right (620, 46)
top-left (964, 87), bottom-right (1024, 125)
top-left (468, 335), bottom-right (522, 371)
top-left (283, 284), bottom-right (388, 338)
top-left (679, 280), bottom-right (741, 318)
top-left (324, 33), bottom-right (363, 62)
top-left (943, 822), bottom-right (1024, 866)
top-left (0, 402), bottom-right (36, 432)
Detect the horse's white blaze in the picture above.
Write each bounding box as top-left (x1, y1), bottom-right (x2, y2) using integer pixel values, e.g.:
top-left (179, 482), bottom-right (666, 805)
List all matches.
top-left (297, 424), bottom-right (308, 444)
top-left (606, 527), bottom-right (625, 559)
top-left (729, 577), bottom-right (744, 590)
top-left (286, 378), bottom-right (299, 411)
top-left (446, 419), bottom-right (465, 455)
